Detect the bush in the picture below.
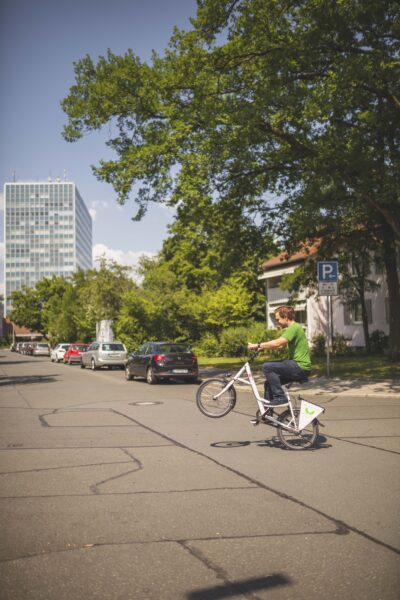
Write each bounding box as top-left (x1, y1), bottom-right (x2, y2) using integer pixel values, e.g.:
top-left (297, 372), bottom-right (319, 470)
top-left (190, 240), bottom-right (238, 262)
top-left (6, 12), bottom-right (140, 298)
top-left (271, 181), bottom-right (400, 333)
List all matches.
top-left (369, 330), bottom-right (389, 355)
top-left (260, 328), bottom-right (287, 360)
top-left (312, 333), bottom-right (326, 356)
top-left (332, 334), bottom-right (352, 356)
top-left (194, 332), bottom-right (220, 357)
top-left (0, 335), bottom-right (13, 348)
top-left (219, 322), bottom-right (282, 358)
top-left (195, 322), bottom-right (288, 359)
top-left (219, 326), bottom-right (249, 357)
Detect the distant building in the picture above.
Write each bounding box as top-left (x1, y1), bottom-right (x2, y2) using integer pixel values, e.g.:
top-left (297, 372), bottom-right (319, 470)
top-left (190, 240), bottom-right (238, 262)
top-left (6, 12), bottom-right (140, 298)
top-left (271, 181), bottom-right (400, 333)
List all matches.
top-left (259, 246), bottom-right (390, 348)
top-left (3, 179), bottom-right (92, 315)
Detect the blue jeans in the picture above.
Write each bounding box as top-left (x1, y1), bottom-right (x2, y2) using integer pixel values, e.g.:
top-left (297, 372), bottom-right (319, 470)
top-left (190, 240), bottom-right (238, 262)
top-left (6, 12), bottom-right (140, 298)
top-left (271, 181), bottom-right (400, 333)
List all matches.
top-left (262, 360), bottom-right (311, 404)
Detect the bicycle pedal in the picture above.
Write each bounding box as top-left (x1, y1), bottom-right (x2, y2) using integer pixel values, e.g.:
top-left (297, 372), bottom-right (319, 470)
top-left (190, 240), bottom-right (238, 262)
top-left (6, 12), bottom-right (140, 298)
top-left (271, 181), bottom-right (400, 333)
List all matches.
top-left (250, 418), bottom-right (259, 426)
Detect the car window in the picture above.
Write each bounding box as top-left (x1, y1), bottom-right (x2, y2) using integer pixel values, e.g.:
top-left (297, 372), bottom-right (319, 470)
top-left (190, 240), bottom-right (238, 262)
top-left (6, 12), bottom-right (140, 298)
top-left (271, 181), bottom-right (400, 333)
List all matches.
top-left (137, 345), bottom-right (147, 354)
top-left (37, 344), bottom-right (49, 348)
top-left (102, 343), bottom-right (125, 351)
top-left (158, 344), bottom-right (191, 353)
top-left (75, 345), bottom-right (88, 351)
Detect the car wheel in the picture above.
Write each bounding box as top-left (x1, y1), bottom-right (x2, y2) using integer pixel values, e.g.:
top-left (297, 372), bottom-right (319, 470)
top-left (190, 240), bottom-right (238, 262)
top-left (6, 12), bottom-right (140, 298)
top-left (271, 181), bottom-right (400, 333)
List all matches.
top-left (146, 367), bottom-right (158, 385)
top-left (91, 358), bottom-right (97, 371)
top-left (125, 366), bottom-right (133, 381)
top-left (80, 362), bottom-right (85, 369)
top-left (68, 358), bottom-right (72, 365)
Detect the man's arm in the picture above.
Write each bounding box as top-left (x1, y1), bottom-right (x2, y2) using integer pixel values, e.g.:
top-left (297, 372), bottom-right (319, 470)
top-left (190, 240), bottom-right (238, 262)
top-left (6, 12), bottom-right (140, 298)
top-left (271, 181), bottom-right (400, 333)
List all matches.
top-left (248, 337), bottom-right (288, 351)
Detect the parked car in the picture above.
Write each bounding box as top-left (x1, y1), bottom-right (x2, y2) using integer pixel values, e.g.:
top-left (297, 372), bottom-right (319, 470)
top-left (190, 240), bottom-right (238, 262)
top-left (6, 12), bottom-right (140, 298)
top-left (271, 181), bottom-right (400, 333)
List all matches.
top-left (81, 341), bottom-right (128, 370)
top-left (32, 342), bottom-right (50, 357)
top-left (16, 342), bottom-right (24, 353)
top-left (63, 343), bottom-right (89, 365)
top-left (25, 343), bottom-right (36, 355)
top-left (51, 343), bottom-right (70, 363)
top-left (125, 342), bottom-right (199, 384)
top-left (10, 343), bottom-right (17, 352)
top-left (20, 342), bottom-right (31, 355)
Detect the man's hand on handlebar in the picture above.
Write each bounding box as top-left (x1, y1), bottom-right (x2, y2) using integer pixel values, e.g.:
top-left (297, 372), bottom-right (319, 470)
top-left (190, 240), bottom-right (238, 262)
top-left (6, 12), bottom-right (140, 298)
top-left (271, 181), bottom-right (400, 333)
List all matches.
top-left (247, 342), bottom-right (260, 352)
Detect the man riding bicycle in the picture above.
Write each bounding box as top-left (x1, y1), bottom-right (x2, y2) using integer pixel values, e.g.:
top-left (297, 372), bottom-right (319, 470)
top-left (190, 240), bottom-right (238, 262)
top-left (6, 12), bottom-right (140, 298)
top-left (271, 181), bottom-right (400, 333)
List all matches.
top-left (247, 305), bottom-right (312, 406)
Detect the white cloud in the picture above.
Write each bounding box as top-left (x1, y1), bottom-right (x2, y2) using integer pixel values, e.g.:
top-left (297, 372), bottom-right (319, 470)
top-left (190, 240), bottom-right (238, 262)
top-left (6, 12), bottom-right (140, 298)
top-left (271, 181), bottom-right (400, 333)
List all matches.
top-left (92, 243), bottom-right (156, 278)
top-left (88, 200), bottom-right (110, 222)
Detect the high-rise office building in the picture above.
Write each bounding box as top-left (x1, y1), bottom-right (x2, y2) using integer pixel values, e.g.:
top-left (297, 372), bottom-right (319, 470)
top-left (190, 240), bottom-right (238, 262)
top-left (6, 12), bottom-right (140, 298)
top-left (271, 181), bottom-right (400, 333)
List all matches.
top-left (4, 179), bottom-right (92, 315)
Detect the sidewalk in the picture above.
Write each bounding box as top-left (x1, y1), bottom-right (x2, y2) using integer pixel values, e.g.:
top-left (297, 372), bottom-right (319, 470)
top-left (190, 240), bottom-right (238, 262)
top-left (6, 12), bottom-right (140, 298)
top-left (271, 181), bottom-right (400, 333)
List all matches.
top-left (199, 367), bottom-right (400, 399)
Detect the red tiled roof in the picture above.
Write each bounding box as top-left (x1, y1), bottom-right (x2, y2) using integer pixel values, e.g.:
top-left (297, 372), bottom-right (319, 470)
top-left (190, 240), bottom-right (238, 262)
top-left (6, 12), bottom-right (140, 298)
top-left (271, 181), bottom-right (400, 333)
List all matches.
top-left (261, 242), bottom-right (319, 270)
top-left (2, 319), bottom-right (42, 338)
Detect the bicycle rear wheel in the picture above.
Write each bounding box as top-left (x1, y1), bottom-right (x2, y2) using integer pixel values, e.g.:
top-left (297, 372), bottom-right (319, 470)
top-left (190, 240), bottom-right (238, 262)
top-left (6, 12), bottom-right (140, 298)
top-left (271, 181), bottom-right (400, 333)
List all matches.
top-left (196, 379), bottom-right (236, 418)
top-left (278, 408), bottom-right (319, 450)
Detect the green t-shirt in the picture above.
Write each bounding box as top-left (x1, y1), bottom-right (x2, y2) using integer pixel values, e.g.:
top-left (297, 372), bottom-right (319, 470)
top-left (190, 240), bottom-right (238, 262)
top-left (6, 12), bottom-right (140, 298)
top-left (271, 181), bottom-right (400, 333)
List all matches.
top-left (281, 322), bottom-right (312, 371)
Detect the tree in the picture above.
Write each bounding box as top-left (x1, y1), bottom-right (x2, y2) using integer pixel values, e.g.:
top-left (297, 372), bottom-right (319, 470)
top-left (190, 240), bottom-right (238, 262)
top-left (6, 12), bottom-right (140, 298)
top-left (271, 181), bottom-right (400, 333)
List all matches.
top-left (9, 287), bottom-right (44, 336)
top-left (62, 0), bottom-right (400, 358)
top-left (80, 257), bottom-right (137, 323)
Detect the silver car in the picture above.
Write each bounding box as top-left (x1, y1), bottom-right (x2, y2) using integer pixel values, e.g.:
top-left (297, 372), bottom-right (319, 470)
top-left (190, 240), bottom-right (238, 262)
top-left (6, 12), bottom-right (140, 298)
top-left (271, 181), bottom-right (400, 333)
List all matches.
top-left (50, 343), bottom-right (70, 363)
top-left (81, 341), bottom-right (128, 370)
top-left (32, 343), bottom-right (50, 357)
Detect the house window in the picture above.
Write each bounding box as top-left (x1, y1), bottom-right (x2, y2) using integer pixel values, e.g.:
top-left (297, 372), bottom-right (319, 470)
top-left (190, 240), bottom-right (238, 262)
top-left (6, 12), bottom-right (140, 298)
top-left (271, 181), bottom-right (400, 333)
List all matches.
top-left (295, 310), bottom-right (307, 324)
top-left (343, 300), bottom-right (372, 325)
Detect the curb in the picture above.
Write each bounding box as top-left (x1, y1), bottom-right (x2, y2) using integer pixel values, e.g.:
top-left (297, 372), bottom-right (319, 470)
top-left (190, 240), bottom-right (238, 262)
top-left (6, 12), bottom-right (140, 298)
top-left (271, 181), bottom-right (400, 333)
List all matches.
top-left (199, 368), bottom-right (400, 400)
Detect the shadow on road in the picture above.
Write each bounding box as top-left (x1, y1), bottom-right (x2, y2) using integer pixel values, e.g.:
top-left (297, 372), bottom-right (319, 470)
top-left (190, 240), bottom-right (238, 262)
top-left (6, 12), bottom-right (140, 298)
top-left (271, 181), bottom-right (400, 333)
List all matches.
top-left (0, 374), bottom-right (60, 387)
top-left (211, 434), bottom-right (331, 451)
top-left (187, 573), bottom-right (291, 599)
top-left (0, 359), bottom-right (37, 365)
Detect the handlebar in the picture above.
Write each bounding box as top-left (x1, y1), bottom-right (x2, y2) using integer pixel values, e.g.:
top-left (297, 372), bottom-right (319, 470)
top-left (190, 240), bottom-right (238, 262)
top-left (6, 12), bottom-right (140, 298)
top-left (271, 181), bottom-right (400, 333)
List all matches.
top-left (247, 349), bottom-right (261, 363)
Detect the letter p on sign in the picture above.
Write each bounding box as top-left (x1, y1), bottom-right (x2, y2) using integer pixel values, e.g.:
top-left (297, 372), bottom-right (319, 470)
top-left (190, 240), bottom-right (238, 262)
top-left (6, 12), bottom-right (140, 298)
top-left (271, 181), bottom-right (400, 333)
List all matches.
top-left (318, 261), bottom-right (338, 282)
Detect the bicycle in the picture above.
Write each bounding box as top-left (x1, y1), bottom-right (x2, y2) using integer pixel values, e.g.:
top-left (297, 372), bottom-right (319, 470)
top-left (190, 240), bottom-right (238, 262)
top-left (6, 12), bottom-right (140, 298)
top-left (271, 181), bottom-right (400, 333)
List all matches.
top-left (196, 354), bottom-right (325, 450)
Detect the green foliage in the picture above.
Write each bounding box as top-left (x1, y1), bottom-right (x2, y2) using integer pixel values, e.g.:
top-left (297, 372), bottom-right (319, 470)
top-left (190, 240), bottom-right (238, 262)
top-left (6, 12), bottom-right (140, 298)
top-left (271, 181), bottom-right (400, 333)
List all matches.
top-left (201, 323), bottom-right (289, 359)
top-left (193, 332), bottom-right (220, 357)
top-left (332, 334), bottom-right (352, 356)
top-left (9, 286), bottom-right (44, 335)
top-left (61, 0), bottom-right (400, 358)
top-left (219, 326), bottom-right (250, 358)
top-left (312, 333), bottom-right (326, 357)
top-left (82, 257), bottom-right (136, 322)
top-left (0, 335), bottom-right (13, 348)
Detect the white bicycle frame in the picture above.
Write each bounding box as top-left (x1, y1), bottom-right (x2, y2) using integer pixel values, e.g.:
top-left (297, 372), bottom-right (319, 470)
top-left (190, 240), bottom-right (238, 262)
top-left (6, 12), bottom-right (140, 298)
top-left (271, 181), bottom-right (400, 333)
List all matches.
top-left (214, 361), bottom-right (324, 433)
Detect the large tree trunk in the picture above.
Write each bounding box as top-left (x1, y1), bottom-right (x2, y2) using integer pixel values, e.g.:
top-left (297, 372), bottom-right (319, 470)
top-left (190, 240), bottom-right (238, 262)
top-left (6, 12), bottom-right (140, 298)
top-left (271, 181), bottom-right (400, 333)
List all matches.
top-left (382, 225), bottom-right (400, 361)
top-left (360, 293), bottom-right (371, 354)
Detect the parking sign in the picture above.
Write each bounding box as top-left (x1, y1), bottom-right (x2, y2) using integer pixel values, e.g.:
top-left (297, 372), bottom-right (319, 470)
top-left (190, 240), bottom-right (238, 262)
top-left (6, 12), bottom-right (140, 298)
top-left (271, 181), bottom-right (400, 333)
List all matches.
top-left (318, 261), bottom-right (338, 282)
top-left (318, 261), bottom-right (338, 295)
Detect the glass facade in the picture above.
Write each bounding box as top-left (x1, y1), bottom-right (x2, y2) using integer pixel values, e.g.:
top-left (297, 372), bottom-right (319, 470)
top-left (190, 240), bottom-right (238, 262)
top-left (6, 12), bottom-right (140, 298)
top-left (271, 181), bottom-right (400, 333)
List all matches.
top-left (4, 181), bottom-right (92, 315)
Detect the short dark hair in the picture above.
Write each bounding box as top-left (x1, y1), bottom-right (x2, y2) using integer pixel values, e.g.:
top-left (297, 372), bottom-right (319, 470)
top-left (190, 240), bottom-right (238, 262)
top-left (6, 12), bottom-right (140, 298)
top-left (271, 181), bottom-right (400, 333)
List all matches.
top-left (274, 305), bottom-right (295, 320)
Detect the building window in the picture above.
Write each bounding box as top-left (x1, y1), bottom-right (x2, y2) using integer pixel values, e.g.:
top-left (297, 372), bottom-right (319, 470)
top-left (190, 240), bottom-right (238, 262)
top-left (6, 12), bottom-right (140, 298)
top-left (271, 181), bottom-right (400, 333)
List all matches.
top-left (343, 300), bottom-right (372, 325)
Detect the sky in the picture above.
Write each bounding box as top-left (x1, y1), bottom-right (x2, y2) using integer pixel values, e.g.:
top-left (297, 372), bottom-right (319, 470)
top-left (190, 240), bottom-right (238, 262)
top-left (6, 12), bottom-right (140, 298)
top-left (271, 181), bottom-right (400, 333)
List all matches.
top-left (0, 0), bottom-right (199, 293)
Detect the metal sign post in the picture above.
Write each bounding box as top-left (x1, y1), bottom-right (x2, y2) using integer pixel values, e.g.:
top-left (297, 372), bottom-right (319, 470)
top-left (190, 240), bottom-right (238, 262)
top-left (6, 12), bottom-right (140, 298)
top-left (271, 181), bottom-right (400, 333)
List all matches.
top-left (317, 262), bottom-right (338, 377)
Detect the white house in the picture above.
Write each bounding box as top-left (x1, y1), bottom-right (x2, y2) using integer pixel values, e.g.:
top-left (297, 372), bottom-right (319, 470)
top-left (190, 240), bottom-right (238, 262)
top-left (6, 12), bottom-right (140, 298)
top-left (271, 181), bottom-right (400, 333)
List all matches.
top-left (258, 246), bottom-right (389, 348)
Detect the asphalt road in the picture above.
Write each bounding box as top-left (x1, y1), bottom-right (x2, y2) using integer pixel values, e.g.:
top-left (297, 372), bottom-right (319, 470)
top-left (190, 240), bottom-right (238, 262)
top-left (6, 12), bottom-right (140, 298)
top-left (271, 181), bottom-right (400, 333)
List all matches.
top-left (0, 350), bottom-right (399, 600)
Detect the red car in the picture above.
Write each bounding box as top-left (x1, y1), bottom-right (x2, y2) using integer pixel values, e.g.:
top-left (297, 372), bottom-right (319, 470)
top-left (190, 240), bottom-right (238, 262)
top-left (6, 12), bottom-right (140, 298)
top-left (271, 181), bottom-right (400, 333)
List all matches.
top-left (63, 343), bottom-right (89, 365)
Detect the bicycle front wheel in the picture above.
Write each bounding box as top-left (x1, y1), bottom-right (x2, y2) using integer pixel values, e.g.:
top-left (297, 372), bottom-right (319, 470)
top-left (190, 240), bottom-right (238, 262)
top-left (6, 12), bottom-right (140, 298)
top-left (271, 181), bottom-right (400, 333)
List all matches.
top-left (196, 379), bottom-right (236, 418)
top-left (278, 408), bottom-right (319, 450)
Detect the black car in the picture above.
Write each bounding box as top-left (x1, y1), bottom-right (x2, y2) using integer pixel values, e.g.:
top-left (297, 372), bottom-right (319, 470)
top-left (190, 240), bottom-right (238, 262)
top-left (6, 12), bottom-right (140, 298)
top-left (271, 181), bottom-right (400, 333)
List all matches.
top-left (125, 342), bottom-right (199, 384)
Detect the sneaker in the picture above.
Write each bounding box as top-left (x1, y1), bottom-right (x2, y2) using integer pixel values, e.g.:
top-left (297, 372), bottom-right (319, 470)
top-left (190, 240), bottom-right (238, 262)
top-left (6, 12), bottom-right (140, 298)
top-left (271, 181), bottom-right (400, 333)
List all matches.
top-left (270, 397), bottom-right (287, 406)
